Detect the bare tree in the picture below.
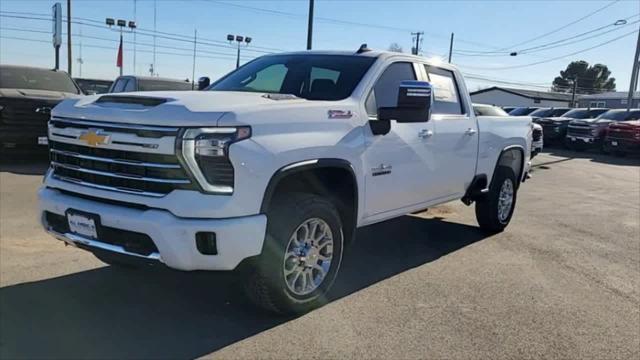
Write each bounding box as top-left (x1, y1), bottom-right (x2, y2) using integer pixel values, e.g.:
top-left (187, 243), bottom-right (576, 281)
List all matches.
top-left (388, 43), bottom-right (403, 53)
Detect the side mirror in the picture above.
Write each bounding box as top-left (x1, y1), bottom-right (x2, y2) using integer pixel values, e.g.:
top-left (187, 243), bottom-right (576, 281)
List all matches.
top-left (378, 80), bottom-right (432, 123)
top-left (198, 76), bottom-right (211, 90)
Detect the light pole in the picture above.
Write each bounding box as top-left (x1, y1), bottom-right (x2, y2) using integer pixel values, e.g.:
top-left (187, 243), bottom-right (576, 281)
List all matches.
top-left (106, 18), bottom-right (136, 76)
top-left (227, 34), bottom-right (251, 69)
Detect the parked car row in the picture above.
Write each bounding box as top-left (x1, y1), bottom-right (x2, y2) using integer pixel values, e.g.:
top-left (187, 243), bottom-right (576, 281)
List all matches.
top-left (0, 64), bottom-right (204, 155)
top-left (500, 105), bottom-right (640, 156)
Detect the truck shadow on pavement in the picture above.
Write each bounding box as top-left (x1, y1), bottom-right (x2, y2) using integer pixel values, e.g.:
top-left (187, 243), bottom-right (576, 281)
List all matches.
top-left (0, 215), bottom-right (488, 359)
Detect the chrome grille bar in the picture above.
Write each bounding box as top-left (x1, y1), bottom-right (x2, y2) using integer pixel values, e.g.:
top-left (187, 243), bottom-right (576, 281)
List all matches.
top-left (50, 149), bottom-right (181, 169)
top-left (51, 161), bottom-right (191, 184)
top-left (51, 174), bottom-right (167, 197)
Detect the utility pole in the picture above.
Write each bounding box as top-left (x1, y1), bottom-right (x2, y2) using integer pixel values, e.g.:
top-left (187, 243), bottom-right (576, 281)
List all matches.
top-left (626, 28), bottom-right (640, 111)
top-left (192, 29), bottom-right (197, 90)
top-left (571, 77), bottom-right (578, 108)
top-left (448, 32), bottom-right (454, 63)
top-left (67, 0), bottom-right (72, 75)
top-left (133, 0), bottom-right (137, 75)
top-left (153, 0), bottom-right (157, 76)
top-left (306, 0), bottom-right (314, 50)
top-left (411, 31), bottom-right (423, 55)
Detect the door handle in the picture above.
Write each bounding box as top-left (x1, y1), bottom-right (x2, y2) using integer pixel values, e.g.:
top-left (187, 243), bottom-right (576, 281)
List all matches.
top-left (465, 128), bottom-right (477, 136)
top-left (418, 129), bottom-right (433, 138)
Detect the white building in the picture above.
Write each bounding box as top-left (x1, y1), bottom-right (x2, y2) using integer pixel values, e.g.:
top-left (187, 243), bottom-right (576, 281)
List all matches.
top-left (470, 87), bottom-right (572, 107)
top-left (578, 91), bottom-right (639, 109)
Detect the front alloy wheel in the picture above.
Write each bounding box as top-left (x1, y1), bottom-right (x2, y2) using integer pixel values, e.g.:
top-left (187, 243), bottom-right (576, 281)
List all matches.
top-left (283, 218), bottom-right (334, 296)
top-left (245, 193), bottom-right (344, 315)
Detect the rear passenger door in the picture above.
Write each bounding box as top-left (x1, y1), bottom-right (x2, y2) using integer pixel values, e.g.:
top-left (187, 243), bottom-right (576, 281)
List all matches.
top-left (424, 65), bottom-right (478, 197)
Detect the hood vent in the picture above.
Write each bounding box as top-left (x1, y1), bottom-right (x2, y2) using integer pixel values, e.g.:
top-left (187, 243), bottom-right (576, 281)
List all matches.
top-left (95, 95), bottom-right (168, 107)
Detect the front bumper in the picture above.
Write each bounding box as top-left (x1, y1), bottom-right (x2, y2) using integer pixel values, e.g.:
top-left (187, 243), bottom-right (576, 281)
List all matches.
top-left (0, 126), bottom-right (48, 148)
top-left (39, 187), bottom-right (267, 271)
top-left (603, 138), bottom-right (640, 153)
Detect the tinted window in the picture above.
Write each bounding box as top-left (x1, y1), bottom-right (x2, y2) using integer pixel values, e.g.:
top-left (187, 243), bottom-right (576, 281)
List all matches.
top-left (365, 62), bottom-right (416, 115)
top-left (549, 108), bottom-right (571, 117)
top-left (138, 79), bottom-right (192, 91)
top-left (211, 54), bottom-right (376, 101)
top-left (123, 79), bottom-right (136, 92)
top-left (561, 109), bottom-right (591, 119)
top-left (0, 66), bottom-right (79, 94)
top-left (528, 108), bottom-right (553, 117)
top-left (474, 105), bottom-right (508, 116)
top-left (111, 78), bottom-right (128, 93)
top-left (74, 79), bottom-right (112, 94)
top-left (588, 109), bottom-right (609, 117)
top-left (425, 66), bottom-right (463, 115)
top-left (509, 107), bottom-right (538, 116)
top-left (598, 110), bottom-right (640, 121)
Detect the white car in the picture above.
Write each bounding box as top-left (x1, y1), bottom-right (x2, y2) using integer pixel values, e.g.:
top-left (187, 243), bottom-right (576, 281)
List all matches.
top-left (40, 48), bottom-right (532, 314)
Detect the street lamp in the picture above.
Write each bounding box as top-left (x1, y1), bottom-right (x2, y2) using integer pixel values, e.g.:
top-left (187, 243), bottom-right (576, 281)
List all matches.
top-left (106, 17), bottom-right (136, 76)
top-left (227, 34), bottom-right (252, 69)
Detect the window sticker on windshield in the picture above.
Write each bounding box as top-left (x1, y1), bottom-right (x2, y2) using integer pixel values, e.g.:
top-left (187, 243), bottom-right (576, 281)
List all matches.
top-left (429, 73), bottom-right (457, 103)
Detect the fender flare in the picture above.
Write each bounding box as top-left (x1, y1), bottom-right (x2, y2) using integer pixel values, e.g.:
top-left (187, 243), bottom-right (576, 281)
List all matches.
top-left (496, 145), bottom-right (526, 188)
top-left (260, 158), bottom-right (358, 214)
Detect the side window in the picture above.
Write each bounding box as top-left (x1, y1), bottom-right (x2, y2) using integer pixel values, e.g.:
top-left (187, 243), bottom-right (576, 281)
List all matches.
top-left (366, 62), bottom-right (416, 116)
top-left (111, 79), bottom-right (128, 93)
top-left (123, 78), bottom-right (136, 92)
top-left (425, 66), bottom-right (464, 115)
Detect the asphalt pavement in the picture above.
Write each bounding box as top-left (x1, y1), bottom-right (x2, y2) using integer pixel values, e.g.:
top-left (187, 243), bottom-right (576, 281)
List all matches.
top-left (0, 150), bottom-right (638, 359)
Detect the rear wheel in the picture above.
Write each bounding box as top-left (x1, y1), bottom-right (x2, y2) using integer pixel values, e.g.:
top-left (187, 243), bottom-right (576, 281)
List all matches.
top-left (475, 166), bottom-right (518, 233)
top-left (245, 193), bottom-right (344, 315)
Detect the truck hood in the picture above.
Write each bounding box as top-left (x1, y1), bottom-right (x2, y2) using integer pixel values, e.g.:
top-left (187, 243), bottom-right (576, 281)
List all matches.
top-left (609, 120), bottom-right (640, 129)
top-left (570, 118), bottom-right (611, 126)
top-left (51, 90), bottom-right (333, 127)
top-left (0, 88), bottom-right (80, 100)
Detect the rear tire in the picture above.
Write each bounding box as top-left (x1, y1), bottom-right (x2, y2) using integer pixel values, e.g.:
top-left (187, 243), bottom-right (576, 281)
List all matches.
top-left (244, 193), bottom-right (344, 315)
top-left (475, 166), bottom-right (518, 233)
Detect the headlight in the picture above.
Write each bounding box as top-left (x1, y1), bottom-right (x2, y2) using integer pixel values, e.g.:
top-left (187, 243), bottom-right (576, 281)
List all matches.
top-left (179, 126), bottom-right (251, 194)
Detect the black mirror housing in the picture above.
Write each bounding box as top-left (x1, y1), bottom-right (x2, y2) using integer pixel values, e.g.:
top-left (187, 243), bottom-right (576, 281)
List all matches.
top-left (198, 76), bottom-right (211, 90)
top-left (378, 80), bottom-right (432, 123)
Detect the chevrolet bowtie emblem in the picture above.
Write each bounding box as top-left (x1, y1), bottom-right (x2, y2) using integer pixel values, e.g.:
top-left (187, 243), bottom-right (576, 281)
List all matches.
top-left (78, 129), bottom-right (110, 147)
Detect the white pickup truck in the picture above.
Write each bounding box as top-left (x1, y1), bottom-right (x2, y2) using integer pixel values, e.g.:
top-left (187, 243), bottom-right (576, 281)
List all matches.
top-left (39, 49), bottom-right (532, 314)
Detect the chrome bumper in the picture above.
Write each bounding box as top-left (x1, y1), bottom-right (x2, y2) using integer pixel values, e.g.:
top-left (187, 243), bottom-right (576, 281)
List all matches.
top-left (46, 226), bottom-right (162, 261)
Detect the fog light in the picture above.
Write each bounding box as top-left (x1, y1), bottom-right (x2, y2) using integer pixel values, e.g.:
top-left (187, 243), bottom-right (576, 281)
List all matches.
top-left (196, 232), bottom-right (218, 255)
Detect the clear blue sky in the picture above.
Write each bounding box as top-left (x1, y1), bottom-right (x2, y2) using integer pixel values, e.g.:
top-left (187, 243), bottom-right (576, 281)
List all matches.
top-left (1, 0), bottom-right (638, 93)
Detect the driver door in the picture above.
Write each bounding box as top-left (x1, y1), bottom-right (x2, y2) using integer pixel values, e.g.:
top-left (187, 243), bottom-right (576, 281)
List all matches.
top-left (362, 61), bottom-right (437, 220)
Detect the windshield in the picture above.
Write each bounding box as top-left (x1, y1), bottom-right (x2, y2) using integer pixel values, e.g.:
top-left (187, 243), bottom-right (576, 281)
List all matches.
top-left (597, 110), bottom-right (640, 121)
top-left (75, 79), bottom-right (112, 94)
top-left (509, 107), bottom-right (538, 116)
top-left (529, 108), bottom-right (570, 117)
top-left (562, 109), bottom-right (591, 119)
top-left (474, 105), bottom-right (508, 116)
top-left (0, 67), bottom-right (79, 94)
top-left (210, 54), bottom-right (376, 100)
top-left (138, 79), bottom-right (192, 91)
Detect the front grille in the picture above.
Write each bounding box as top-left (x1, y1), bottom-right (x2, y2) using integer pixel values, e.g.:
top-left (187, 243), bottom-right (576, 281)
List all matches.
top-left (49, 119), bottom-right (198, 197)
top-left (0, 99), bottom-right (57, 127)
top-left (45, 211), bottom-right (159, 256)
top-left (532, 128), bottom-right (542, 141)
top-left (567, 125), bottom-right (593, 137)
top-left (607, 128), bottom-right (637, 140)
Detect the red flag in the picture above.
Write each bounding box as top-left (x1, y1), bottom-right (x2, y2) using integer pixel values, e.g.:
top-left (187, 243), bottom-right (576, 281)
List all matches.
top-left (116, 34), bottom-right (123, 68)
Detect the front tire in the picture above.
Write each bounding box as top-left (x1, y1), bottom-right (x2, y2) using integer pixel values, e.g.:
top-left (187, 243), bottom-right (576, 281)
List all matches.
top-left (245, 193), bottom-right (344, 315)
top-left (475, 166), bottom-right (518, 233)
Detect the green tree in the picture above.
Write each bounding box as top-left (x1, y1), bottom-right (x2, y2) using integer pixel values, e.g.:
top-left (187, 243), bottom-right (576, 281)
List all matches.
top-left (552, 60), bottom-right (616, 94)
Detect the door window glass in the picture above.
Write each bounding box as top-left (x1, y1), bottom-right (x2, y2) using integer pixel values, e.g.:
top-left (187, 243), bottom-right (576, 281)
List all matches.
top-left (425, 66), bottom-right (464, 115)
top-left (366, 62), bottom-right (416, 116)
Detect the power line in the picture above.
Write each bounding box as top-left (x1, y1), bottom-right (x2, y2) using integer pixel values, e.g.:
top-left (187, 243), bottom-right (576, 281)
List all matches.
top-left (496, 0), bottom-right (621, 51)
top-left (458, 29), bottom-right (638, 71)
top-left (456, 13), bottom-right (638, 56)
